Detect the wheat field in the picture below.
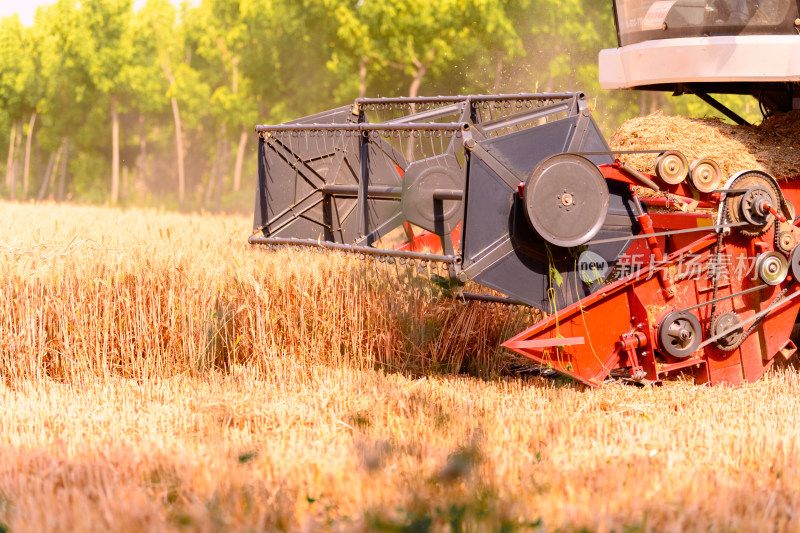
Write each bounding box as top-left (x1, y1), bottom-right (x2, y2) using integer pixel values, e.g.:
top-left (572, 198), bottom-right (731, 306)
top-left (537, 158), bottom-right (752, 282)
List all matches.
top-left (2, 201), bottom-right (800, 532)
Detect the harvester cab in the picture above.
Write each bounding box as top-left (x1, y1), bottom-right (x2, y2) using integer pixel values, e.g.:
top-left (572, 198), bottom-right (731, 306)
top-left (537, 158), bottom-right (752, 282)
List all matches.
top-left (251, 4), bottom-right (800, 387)
top-left (601, 0), bottom-right (800, 122)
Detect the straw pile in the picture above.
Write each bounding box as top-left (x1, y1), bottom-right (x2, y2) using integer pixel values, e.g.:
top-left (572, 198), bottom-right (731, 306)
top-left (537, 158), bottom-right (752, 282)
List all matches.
top-left (610, 110), bottom-right (800, 180)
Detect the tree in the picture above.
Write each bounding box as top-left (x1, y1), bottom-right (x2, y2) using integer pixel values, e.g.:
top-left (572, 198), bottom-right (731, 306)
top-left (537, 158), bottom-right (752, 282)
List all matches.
top-left (0, 15), bottom-right (36, 200)
top-left (34, 0), bottom-right (95, 201)
top-left (81, 0), bottom-right (135, 204)
top-left (188, 0), bottom-right (263, 207)
top-left (138, 0), bottom-right (191, 205)
top-left (326, 0), bottom-right (524, 101)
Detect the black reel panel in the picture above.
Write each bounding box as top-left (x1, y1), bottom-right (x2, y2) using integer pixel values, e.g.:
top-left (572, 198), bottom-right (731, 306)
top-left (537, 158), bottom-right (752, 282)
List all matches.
top-left (460, 112), bottom-right (638, 312)
top-left (402, 153), bottom-right (464, 234)
top-left (252, 93), bottom-right (640, 314)
top-left (253, 106), bottom-right (407, 245)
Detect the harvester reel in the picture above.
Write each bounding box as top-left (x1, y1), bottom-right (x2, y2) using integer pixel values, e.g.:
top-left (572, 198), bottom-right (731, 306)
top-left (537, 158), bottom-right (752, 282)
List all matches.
top-left (523, 153), bottom-right (609, 248)
top-left (655, 150), bottom-right (689, 185)
top-left (658, 310), bottom-right (702, 359)
top-left (689, 158), bottom-right (722, 193)
top-left (401, 154), bottom-right (464, 234)
top-left (723, 171), bottom-right (783, 236)
top-left (710, 312), bottom-right (744, 352)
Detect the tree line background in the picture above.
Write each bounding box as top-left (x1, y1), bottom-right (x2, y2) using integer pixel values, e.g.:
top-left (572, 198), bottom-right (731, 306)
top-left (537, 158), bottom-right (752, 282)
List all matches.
top-left (0, 0), bottom-right (756, 213)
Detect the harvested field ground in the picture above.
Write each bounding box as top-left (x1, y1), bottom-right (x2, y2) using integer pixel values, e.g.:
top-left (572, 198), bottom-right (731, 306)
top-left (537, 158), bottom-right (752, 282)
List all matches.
top-left (3, 202), bottom-right (800, 532)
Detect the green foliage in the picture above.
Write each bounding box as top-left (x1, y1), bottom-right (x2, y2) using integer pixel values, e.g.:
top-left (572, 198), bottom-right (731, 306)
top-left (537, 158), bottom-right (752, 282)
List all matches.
top-left (672, 93), bottom-right (762, 125)
top-left (0, 1), bottom-right (765, 210)
top-left (0, 15), bottom-right (32, 116)
top-left (326, 0), bottom-right (524, 100)
top-left (83, 0), bottom-right (134, 95)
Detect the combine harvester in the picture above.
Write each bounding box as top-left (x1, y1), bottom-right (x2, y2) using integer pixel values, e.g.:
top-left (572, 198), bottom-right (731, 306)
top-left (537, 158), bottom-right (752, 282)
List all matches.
top-left (250, 1), bottom-right (800, 386)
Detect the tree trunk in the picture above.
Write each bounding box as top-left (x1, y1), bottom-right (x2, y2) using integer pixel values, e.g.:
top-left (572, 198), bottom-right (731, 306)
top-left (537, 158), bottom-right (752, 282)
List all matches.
top-left (205, 136), bottom-right (223, 206)
top-left (217, 138), bottom-right (229, 212)
top-left (405, 61), bottom-right (432, 161)
top-left (650, 92), bottom-right (665, 115)
top-left (493, 51), bottom-right (505, 94)
top-left (136, 114), bottom-right (148, 183)
top-left (358, 56), bottom-right (369, 99)
top-left (406, 55), bottom-right (436, 162)
top-left (227, 55), bottom-right (239, 201)
top-left (58, 138), bottom-right (69, 202)
top-left (233, 130), bottom-right (248, 192)
top-left (134, 115), bottom-right (147, 205)
top-left (232, 57), bottom-right (239, 95)
top-left (408, 65), bottom-right (429, 100)
top-left (35, 134), bottom-right (42, 193)
top-left (10, 121), bottom-right (23, 201)
top-left (23, 112), bottom-right (37, 199)
top-left (38, 147), bottom-right (60, 202)
top-left (171, 97), bottom-right (186, 206)
top-left (5, 120), bottom-right (17, 193)
top-left (122, 165), bottom-right (128, 201)
top-left (111, 95), bottom-right (120, 204)
top-left (157, 45), bottom-right (185, 207)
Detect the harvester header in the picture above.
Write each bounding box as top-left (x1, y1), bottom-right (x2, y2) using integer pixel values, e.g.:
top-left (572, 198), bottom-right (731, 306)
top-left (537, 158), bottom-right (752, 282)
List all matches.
top-left (250, 91), bottom-right (800, 386)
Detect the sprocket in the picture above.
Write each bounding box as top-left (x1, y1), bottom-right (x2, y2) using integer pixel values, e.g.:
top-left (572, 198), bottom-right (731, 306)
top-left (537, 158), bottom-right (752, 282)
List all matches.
top-left (709, 311), bottom-right (744, 353)
top-left (777, 227), bottom-right (795, 255)
top-left (723, 171), bottom-right (783, 237)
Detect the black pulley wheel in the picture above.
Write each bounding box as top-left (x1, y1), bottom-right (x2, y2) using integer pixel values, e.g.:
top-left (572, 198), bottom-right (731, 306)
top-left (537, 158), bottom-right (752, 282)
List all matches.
top-left (523, 153), bottom-right (609, 248)
top-left (658, 310), bottom-right (702, 359)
